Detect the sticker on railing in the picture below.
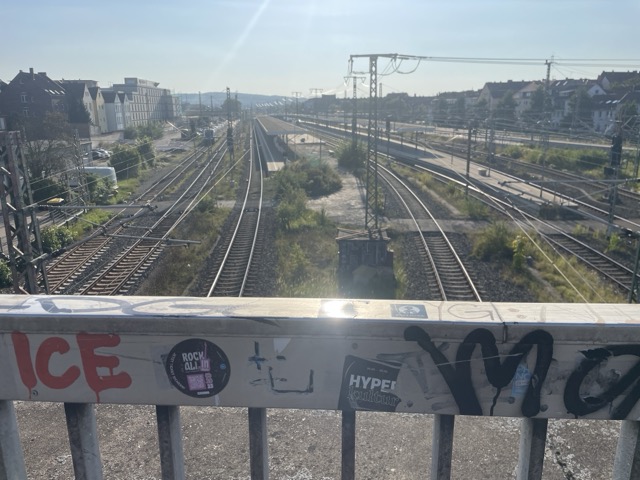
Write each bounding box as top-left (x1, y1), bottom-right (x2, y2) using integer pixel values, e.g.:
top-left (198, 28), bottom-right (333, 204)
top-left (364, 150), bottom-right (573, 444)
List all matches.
top-left (338, 355), bottom-right (402, 412)
top-left (165, 339), bottom-right (230, 398)
top-left (391, 304), bottom-right (427, 318)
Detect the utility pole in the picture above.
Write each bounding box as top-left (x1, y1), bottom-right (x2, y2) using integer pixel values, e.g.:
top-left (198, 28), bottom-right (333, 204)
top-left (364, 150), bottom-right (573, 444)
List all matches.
top-left (292, 91), bottom-right (302, 121)
top-left (0, 131), bottom-right (49, 294)
top-left (344, 75), bottom-right (366, 147)
top-left (349, 53), bottom-right (432, 233)
top-left (226, 87), bottom-right (234, 163)
top-left (539, 58), bottom-right (553, 197)
top-left (359, 55), bottom-right (380, 233)
top-left (292, 92), bottom-right (302, 158)
top-left (465, 122), bottom-right (475, 197)
top-left (487, 117), bottom-right (496, 176)
top-left (606, 126), bottom-right (623, 236)
top-left (72, 129), bottom-right (89, 205)
top-left (310, 88), bottom-right (323, 123)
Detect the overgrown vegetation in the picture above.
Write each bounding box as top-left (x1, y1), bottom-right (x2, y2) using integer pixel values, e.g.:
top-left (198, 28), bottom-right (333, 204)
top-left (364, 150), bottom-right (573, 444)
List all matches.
top-left (275, 212), bottom-right (339, 297)
top-left (0, 261), bottom-right (12, 288)
top-left (337, 141), bottom-right (366, 172)
top-left (110, 144), bottom-right (143, 180)
top-left (470, 221), bottom-right (627, 303)
top-left (497, 144), bottom-right (635, 179)
top-left (274, 161), bottom-right (342, 199)
top-left (138, 201), bottom-right (230, 296)
top-left (124, 123), bottom-right (164, 140)
top-left (40, 225), bottom-right (74, 253)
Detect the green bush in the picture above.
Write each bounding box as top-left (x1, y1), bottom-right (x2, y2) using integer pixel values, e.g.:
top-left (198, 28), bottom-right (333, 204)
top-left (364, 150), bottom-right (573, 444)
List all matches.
top-left (274, 162), bottom-right (341, 199)
top-left (472, 222), bottom-right (514, 261)
top-left (110, 145), bottom-right (142, 180)
top-left (337, 142), bottom-right (366, 171)
top-left (40, 226), bottom-right (74, 253)
top-left (0, 260), bottom-right (12, 288)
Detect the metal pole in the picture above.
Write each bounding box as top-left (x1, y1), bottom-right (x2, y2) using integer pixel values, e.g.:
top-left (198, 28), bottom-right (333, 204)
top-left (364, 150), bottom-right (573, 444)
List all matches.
top-left (465, 124), bottom-right (472, 197)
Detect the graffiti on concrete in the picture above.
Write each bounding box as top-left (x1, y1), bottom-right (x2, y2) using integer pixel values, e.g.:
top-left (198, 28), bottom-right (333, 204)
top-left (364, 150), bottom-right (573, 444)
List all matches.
top-left (403, 325), bottom-right (640, 419)
top-left (11, 332), bottom-right (131, 402)
top-left (249, 341), bottom-right (314, 394)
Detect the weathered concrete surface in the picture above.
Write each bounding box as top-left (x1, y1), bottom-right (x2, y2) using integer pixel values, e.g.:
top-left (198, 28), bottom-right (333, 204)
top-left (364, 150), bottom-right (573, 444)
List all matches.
top-left (15, 402), bottom-right (619, 479)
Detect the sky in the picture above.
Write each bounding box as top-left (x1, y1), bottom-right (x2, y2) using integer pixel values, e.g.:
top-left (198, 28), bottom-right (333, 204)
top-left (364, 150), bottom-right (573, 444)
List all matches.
top-left (2, 0), bottom-right (640, 100)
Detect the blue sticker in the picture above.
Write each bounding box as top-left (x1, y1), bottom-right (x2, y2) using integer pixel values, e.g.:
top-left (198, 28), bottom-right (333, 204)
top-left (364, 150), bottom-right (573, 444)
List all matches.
top-left (511, 362), bottom-right (531, 398)
top-left (391, 304), bottom-right (427, 318)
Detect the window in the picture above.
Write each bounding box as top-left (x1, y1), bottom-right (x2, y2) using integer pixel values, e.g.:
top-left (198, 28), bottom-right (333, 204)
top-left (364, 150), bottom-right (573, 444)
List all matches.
top-left (22, 107), bottom-right (29, 117)
top-left (20, 93), bottom-right (27, 103)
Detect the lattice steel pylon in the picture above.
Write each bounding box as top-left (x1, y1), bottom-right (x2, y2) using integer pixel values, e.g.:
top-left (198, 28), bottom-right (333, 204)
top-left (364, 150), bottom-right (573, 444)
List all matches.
top-left (0, 131), bottom-right (49, 294)
top-left (349, 53), bottom-right (431, 235)
top-left (364, 55), bottom-right (380, 234)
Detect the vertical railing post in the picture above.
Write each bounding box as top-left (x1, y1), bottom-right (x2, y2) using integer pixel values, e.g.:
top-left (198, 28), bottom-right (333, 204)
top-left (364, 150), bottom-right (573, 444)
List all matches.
top-left (248, 407), bottom-right (269, 480)
top-left (516, 417), bottom-right (548, 480)
top-left (156, 405), bottom-right (185, 480)
top-left (64, 403), bottom-right (103, 480)
top-left (613, 420), bottom-right (640, 479)
top-left (431, 414), bottom-right (455, 480)
top-left (0, 400), bottom-right (27, 480)
top-left (341, 410), bottom-right (356, 480)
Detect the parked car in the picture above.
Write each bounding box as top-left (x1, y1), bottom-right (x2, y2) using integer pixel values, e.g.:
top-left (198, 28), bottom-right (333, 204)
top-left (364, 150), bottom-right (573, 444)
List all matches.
top-left (95, 148), bottom-right (112, 158)
top-left (91, 149), bottom-right (111, 160)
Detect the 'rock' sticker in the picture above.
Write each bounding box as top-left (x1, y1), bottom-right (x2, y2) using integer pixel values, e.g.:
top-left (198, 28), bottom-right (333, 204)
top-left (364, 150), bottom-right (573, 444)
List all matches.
top-left (165, 339), bottom-right (230, 398)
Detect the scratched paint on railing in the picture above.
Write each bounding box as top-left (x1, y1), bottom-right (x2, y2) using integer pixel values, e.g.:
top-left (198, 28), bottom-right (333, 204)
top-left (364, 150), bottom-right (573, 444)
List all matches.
top-left (0, 295), bottom-right (639, 420)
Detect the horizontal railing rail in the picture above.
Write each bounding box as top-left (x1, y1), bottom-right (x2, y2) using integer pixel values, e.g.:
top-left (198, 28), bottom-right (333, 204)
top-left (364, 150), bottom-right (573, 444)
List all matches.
top-left (0, 295), bottom-right (639, 479)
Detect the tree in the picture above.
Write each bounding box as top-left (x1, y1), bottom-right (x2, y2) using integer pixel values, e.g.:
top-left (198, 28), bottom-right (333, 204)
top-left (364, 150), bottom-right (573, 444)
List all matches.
top-left (66, 95), bottom-right (91, 124)
top-left (21, 112), bottom-right (74, 180)
top-left (562, 87), bottom-right (594, 132)
top-left (221, 98), bottom-right (242, 118)
top-left (337, 142), bottom-right (366, 172)
top-left (473, 98), bottom-right (490, 122)
top-left (30, 177), bottom-right (66, 203)
top-left (495, 91), bottom-right (517, 126)
top-left (110, 145), bottom-right (142, 180)
top-left (522, 86), bottom-right (546, 126)
top-left (137, 137), bottom-right (156, 168)
top-left (435, 96), bottom-right (449, 125)
top-left (84, 173), bottom-right (114, 204)
top-left (453, 96), bottom-right (466, 124)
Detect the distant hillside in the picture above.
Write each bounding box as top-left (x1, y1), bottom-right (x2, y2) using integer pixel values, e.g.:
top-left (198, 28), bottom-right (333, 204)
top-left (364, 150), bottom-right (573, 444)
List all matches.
top-left (178, 92), bottom-right (291, 107)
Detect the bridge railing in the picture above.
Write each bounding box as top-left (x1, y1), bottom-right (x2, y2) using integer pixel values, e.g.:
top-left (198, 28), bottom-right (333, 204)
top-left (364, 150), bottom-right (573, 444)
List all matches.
top-left (1, 295), bottom-right (640, 479)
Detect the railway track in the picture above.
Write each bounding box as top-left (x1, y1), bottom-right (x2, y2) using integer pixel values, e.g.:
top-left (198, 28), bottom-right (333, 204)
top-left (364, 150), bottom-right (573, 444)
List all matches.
top-left (42, 146), bottom-right (218, 293)
top-left (46, 138), bottom-right (236, 295)
top-left (316, 122), bottom-right (640, 300)
top-left (378, 164), bottom-right (481, 301)
top-left (202, 124), bottom-right (264, 297)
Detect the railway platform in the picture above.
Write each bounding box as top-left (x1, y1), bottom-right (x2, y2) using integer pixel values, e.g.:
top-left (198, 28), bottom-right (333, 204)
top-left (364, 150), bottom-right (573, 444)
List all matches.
top-left (255, 116), bottom-right (323, 173)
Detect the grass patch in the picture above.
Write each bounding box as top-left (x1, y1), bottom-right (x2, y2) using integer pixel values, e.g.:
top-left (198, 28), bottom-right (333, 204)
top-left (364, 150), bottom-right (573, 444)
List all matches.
top-left (470, 223), bottom-right (628, 303)
top-left (275, 212), bottom-right (339, 297)
top-left (66, 209), bottom-right (113, 238)
top-left (391, 163), bottom-right (491, 220)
